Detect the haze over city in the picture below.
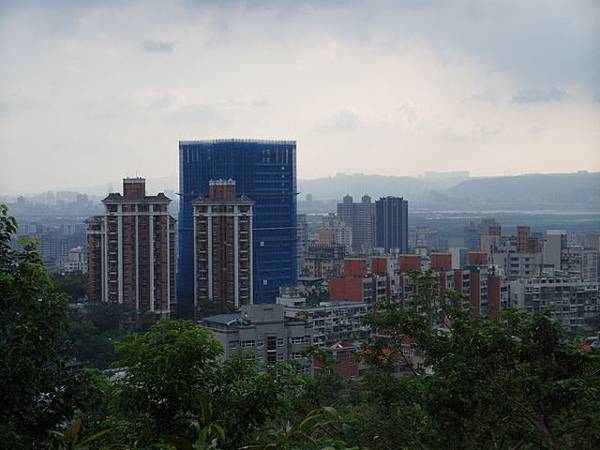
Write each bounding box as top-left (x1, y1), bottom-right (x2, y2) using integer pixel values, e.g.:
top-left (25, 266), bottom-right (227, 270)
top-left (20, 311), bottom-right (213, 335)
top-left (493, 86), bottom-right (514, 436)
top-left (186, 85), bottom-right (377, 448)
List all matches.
top-left (1, 0), bottom-right (599, 194)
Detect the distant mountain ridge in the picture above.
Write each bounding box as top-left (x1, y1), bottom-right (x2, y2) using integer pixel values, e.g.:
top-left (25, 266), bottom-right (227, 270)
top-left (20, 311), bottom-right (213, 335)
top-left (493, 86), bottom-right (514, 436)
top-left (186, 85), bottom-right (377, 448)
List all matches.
top-left (445, 172), bottom-right (600, 210)
top-left (298, 171), bottom-right (600, 211)
top-left (11, 171), bottom-right (599, 212)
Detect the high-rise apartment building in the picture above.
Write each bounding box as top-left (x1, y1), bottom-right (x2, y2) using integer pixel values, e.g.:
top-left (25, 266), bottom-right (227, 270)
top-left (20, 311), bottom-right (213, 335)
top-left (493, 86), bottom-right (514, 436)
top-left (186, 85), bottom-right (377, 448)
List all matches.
top-left (87, 178), bottom-right (176, 316)
top-left (192, 179), bottom-right (253, 308)
top-left (178, 139), bottom-right (297, 309)
top-left (337, 195), bottom-right (375, 254)
top-left (375, 196), bottom-right (408, 254)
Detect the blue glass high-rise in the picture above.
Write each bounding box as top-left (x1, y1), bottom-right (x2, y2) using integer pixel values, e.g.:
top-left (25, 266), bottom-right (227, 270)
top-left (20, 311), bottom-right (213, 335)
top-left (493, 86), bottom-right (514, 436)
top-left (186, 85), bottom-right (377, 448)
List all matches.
top-left (177, 139), bottom-right (297, 311)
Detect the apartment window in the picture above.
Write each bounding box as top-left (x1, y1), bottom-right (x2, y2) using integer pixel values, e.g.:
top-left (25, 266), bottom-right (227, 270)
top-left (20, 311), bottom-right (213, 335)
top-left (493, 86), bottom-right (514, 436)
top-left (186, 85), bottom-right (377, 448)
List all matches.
top-left (277, 338), bottom-right (285, 347)
top-left (241, 340), bottom-right (255, 348)
top-left (256, 340), bottom-right (264, 348)
top-left (277, 353), bottom-right (285, 362)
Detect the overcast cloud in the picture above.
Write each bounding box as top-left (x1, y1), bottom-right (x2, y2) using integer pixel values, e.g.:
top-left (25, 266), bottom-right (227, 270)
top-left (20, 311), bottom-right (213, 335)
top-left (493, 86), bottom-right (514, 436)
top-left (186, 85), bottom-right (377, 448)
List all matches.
top-left (0, 0), bottom-right (599, 194)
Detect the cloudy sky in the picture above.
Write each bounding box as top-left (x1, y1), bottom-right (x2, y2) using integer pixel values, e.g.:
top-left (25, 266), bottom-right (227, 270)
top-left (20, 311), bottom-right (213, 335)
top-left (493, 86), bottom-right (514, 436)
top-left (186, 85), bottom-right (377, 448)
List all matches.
top-left (1, 0), bottom-right (599, 194)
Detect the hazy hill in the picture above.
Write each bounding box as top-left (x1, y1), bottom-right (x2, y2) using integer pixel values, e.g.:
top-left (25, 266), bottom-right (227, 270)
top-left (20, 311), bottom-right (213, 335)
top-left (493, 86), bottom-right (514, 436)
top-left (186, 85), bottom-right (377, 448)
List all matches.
top-left (13, 171), bottom-right (599, 212)
top-left (445, 172), bottom-right (600, 210)
top-left (298, 171), bottom-right (600, 211)
top-left (298, 172), bottom-right (469, 202)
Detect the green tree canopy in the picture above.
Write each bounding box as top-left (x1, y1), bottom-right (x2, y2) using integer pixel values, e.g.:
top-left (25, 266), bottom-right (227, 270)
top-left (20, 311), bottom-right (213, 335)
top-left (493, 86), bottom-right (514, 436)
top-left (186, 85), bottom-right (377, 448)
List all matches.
top-left (0, 205), bottom-right (76, 448)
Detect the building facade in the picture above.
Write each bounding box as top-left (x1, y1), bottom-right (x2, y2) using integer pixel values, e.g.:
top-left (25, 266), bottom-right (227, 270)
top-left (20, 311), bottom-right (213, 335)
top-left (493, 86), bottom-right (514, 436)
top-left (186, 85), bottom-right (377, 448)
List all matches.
top-left (337, 194), bottom-right (375, 254)
top-left (317, 213), bottom-right (353, 254)
top-left (87, 178), bottom-right (176, 316)
top-left (510, 277), bottom-right (599, 332)
top-left (561, 246), bottom-right (599, 281)
top-left (192, 179), bottom-right (253, 308)
top-left (279, 294), bottom-right (371, 346)
top-left (178, 139), bottom-right (297, 309)
top-left (303, 243), bottom-right (346, 278)
top-left (375, 196), bottom-right (408, 254)
top-left (63, 246), bottom-right (86, 273)
top-left (297, 214), bottom-right (309, 278)
top-left (200, 304), bottom-right (313, 372)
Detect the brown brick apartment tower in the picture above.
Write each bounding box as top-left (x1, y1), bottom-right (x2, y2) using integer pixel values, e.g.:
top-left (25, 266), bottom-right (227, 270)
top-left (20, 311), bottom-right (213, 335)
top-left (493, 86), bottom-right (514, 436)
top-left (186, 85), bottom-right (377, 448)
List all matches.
top-left (192, 179), bottom-right (253, 308)
top-left (86, 178), bottom-right (176, 316)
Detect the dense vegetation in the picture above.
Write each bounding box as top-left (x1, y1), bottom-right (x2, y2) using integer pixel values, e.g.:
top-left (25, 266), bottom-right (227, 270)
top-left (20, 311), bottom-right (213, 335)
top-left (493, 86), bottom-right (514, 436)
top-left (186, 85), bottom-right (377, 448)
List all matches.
top-left (1, 204), bottom-right (599, 449)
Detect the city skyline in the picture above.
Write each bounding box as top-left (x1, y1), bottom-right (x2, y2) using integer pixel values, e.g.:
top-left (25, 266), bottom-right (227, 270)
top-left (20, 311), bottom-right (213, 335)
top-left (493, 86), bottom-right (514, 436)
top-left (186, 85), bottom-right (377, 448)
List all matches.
top-left (1, 0), bottom-right (599, 195)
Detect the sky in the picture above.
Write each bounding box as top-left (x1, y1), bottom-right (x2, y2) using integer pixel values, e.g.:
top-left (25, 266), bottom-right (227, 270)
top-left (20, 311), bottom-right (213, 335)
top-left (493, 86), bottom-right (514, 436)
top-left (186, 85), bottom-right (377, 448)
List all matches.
top-left (0, 0), bottom-right (599, 194)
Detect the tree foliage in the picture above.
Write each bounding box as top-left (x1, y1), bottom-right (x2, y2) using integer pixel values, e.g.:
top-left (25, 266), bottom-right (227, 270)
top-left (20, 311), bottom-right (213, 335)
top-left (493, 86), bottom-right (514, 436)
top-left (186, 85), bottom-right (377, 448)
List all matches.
top-left (52, 271), bottom-right (87, 303)
top-left (0, 205), bottom-right (76, 448)
top-left (358, 270), bottom-right (600, 449)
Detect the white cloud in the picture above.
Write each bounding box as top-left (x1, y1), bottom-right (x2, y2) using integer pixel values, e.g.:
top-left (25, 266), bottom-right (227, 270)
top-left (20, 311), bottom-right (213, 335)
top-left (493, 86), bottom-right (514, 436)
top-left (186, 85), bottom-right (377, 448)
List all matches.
top-left (0, 0), bottom-right (598, 194)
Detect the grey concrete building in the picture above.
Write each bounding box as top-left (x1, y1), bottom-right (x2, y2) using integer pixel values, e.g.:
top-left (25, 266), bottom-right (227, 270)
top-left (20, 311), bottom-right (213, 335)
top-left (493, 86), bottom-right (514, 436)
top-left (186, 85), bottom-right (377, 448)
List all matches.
top-left (561, 246), bottom-right (599, 281)
top-left (337, 194), bottom-right (375, 254)
top-left (278, 292), bottom-right (371, 346)
top-left (510, 277), bottom-right (599, 332)
top-left (200, 304), bottom-right (313, 372)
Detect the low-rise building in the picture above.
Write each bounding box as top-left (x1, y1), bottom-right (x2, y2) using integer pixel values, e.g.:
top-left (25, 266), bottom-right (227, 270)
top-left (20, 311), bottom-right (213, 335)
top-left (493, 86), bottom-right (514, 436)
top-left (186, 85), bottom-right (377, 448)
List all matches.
top-left (200, 304), bottom-right (314, 372)
top-left (278, 289), bottom-right (371, 346)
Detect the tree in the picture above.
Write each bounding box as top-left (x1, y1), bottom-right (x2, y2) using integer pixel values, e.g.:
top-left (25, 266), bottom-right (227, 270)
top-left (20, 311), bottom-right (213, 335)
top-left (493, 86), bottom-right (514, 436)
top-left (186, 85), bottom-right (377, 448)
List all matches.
top-left (110, 320), bottom-right (223, 444)
top-left (52, 272), bottom-right (87, 303)
top-left (0, 205), bottom-right (75, 448)
top-left (360, 270), bottom-right (600, 449)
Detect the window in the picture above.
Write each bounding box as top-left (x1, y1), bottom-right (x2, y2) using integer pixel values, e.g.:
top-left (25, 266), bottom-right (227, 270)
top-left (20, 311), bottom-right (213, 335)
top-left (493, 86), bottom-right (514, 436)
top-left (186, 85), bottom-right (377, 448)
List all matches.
top-left (277, 338), bottom-right (285, 347)
top-left (241, 340), bottom-right (255, 348)
top-left (277, 353), bottom-right (285, 361)
top-left (256, 340), bottom-right (264, 348)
